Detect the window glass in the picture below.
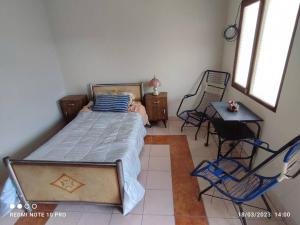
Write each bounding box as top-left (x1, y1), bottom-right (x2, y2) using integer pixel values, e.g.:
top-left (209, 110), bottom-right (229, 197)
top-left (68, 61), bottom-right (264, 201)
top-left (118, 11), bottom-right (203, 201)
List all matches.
top-left (234, 1), bottom-right (260, 88)
top-left (250, 0), bottom-right (300, 106)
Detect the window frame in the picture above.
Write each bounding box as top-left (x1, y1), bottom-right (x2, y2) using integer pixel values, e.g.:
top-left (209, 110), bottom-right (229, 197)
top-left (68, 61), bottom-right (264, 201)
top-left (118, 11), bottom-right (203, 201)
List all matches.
top-left (232, 0), bottom-right (300, 112)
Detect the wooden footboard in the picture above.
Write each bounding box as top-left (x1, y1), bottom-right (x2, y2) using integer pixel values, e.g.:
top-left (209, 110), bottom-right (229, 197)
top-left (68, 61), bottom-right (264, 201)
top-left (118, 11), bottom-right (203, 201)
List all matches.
top-left (3, 157), bottom-right (124, 212)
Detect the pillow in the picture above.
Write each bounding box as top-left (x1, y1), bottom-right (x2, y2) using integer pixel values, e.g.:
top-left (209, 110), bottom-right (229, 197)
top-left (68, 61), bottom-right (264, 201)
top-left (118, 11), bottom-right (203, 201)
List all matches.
top-left (118, 92), bottom-right (135, 105)
top-left (95, 91), bottom-right (135, 105)
top-left (93, 95), bottom-right (130, 112)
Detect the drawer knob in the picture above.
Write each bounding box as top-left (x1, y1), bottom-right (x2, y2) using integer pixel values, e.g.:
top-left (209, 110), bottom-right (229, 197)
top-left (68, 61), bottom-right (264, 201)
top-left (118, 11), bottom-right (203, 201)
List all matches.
top-left (68, 103), bottom-right (75, 106)
top-left (153, 101), bottom-right (160, 104)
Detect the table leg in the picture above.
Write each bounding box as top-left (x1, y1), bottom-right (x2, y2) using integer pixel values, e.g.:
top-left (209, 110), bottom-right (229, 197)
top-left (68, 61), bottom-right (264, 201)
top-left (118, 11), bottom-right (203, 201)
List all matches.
top-left (249, 122), bottom-right (261, 169)
top-left (205, 121), bottom-right (211, 146)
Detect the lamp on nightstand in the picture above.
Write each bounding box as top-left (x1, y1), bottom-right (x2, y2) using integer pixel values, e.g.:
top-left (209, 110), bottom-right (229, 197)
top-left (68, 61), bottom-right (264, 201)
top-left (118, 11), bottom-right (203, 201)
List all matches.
top-left (150, 76), bottom-right (160, 96)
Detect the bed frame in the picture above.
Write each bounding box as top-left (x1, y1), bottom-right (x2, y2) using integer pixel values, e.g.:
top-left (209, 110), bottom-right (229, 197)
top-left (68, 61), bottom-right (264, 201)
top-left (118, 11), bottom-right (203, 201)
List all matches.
top-left (4, 82), bottom-right (144, 213)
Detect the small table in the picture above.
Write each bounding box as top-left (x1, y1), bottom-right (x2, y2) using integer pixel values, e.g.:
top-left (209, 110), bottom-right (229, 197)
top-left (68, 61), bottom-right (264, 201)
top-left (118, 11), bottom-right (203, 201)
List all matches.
top-left (207, 101), bottom-right (263, 167)
top-left (211, 101), bottom-right (263, 135)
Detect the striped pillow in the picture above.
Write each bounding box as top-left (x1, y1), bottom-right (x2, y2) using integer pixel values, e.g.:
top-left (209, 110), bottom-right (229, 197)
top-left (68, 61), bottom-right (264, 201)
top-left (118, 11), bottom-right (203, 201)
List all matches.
top-left (93, 95), bottom-right (130, 112)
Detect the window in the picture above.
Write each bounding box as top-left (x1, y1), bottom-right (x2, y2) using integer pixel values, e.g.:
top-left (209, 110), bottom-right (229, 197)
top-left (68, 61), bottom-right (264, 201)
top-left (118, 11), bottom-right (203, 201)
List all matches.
top-left (233, 0), bottom-right (300, 111)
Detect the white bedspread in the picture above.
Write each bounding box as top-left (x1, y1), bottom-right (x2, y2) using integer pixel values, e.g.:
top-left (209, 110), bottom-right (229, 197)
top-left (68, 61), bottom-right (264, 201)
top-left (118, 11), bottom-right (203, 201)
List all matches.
top-left (0, 111), bottom-right (146, 216)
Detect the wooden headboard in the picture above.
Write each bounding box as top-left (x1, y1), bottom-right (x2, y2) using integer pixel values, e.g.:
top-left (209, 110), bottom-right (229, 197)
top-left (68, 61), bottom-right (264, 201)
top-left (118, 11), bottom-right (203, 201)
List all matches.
top-left (89, 83), bottom-right (144, 102)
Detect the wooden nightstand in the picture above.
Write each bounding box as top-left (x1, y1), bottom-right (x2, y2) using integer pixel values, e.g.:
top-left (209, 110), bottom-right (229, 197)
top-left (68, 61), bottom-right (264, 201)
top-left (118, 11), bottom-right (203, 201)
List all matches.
top-left (144, 92), bottom-right (168, 127)
top-left (59, 95), bottom-right (88, 124)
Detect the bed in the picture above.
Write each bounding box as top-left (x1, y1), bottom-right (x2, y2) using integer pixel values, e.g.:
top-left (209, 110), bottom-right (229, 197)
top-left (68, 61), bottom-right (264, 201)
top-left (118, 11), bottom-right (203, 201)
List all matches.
top-left (0, 83), bottom-right (147, 216)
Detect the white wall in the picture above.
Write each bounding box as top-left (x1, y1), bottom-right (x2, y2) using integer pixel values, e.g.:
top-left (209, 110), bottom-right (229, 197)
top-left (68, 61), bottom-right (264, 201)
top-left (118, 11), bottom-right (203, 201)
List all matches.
top-left (44, 0), bottom-right (229, 115)
top-left (0, 0), bottom-right (65, 181)
top-left (222, 1), bottom-right (300, 224)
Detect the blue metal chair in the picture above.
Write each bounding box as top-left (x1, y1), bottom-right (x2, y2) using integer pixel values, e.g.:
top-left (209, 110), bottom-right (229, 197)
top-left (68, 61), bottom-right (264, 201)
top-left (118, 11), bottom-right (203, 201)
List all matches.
top-left (176, 70), bottom-right (230, 140)
top-left (192, 135), bottom-right (300, 225)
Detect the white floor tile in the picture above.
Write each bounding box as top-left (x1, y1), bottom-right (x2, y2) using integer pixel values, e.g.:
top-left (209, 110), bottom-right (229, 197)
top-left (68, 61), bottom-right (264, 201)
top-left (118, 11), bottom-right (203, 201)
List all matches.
top-left (202, 195), bottom-right (236, 219)
top-left (167, 129), bottom-right (182, 135)
top-left (113, 198), bottom-right (144, 215)
top-left (109, 214), bottom-right (142, 225)
top-left (143, 190), bottom-right (174, 215)
top-left (224, 200), bottom-right (240, 218)
top-left (148, 157), bottom-right (171, 171)
top-left (131, 198), bottom-right (145, 215)
top-left (55, 203), bottom-right (114, 214)
top-left (0, 211), bottom-right (20, 225)
top-left (78, 213), bottom-right (111, 225)
top-left (167, 120), bottom-right (182, 129)
top-left (198, 177), bottom-right (211, 190)
top-left (138, 170), bottom-right (148, 187)
top-left (46, 212), bottom-right (82, 225)
top-left (150, 145), bottom-right (170, 158)
top-left (54, 204), bottom-right (83, 212)
top-left (140, 145), bottom-right (151, 158)
top-left (190, 146), bottom-right (214, 159)
top-left (82, 204), bottom-right (114, 214)
top-left (247, 198), bottom-right (267, 208)
top-left (208, 218), bottom-right (242, 225)
top-left (246, 218), bottom-right (286, 225)
top-left (146, 127), bottom-right (154, 135)
top-left (141, 155), bottom-right (149, 170)
top-left (188, 137), bottom-right (204, 148)
top-left (142, 215), bottom-right (175, 225)
top-left (146, 171), bottom-right (172, 190)
top-left (151, 126), bottom-right (170, 135)
top-left (192, 155), bottom-right (212, 168)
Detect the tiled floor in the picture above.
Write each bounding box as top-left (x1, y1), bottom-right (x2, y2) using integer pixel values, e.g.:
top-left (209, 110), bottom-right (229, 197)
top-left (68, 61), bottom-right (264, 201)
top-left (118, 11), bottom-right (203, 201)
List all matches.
top-left (2, 119), bottom-right (287, 225)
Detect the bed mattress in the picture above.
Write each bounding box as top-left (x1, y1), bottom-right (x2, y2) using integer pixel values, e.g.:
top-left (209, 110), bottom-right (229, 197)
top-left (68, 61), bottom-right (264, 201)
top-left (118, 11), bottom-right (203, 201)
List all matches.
top-left (0, 111), bottom-right (147, 216)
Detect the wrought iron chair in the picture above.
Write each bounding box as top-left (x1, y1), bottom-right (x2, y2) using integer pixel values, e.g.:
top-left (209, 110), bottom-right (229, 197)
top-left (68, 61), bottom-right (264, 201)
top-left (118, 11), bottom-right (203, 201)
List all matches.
top-left (177, 70), bottom-right (230, 140)
top-left (192, 135), bottom-right (300, 225)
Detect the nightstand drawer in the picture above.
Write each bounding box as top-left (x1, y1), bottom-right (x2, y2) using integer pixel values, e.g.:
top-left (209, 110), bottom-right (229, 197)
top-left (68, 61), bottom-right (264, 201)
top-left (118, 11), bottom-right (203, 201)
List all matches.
top-left (150, 99), bottom-right (167, 119)
top-left (61, 101), bottom-right (81, 118)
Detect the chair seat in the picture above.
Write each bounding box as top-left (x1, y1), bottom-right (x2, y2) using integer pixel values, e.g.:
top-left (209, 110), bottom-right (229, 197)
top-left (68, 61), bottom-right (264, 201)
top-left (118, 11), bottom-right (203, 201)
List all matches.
top-left (188, 111), bottom-right (207, 120)
top-left (192, 158), bottom-right (278, 202)
top-left (178, 110), bottom-right (208, 126)
top-left (211, 118), bottom-right (255, 140)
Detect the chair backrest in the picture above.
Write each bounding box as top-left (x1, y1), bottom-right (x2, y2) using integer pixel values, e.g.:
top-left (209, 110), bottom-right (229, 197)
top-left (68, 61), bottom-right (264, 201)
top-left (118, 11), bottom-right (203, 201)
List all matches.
top-left (195, 70), bottom-right (230, 116)
top-left (246, 135), bottom-right (300, 182)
